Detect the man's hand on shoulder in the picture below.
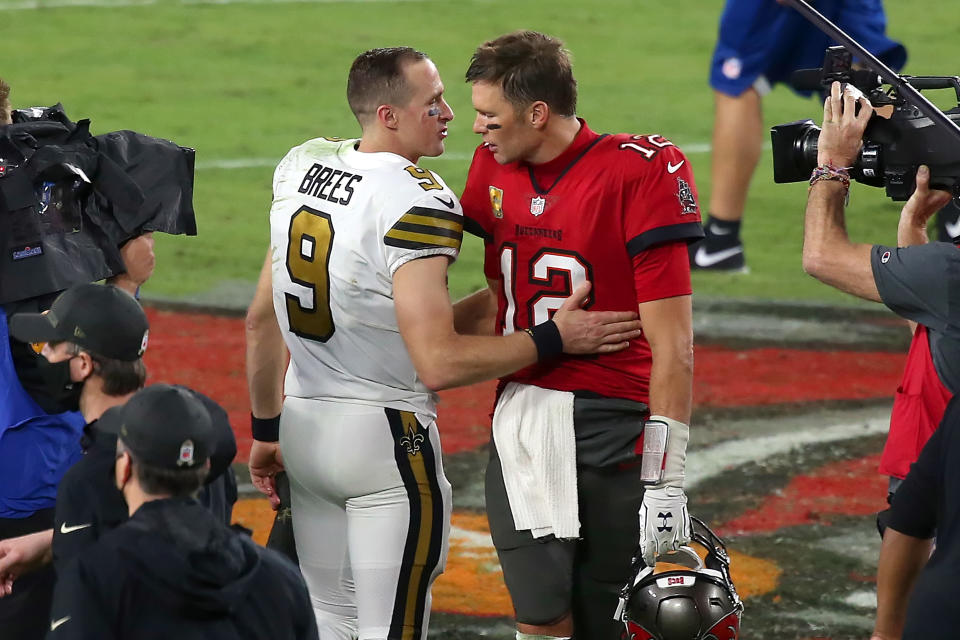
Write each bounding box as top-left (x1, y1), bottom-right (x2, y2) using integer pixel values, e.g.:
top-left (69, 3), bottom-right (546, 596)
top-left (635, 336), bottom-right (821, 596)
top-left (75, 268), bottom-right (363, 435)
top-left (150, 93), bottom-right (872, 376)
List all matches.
top-left (551, 281), bottom-right (642, 355)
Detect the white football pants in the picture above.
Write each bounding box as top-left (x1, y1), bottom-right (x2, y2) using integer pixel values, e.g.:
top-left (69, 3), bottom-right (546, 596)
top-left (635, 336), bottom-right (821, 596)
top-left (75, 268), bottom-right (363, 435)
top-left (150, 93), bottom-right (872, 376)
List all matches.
top-left (280, 397), bottom-right (451, 640)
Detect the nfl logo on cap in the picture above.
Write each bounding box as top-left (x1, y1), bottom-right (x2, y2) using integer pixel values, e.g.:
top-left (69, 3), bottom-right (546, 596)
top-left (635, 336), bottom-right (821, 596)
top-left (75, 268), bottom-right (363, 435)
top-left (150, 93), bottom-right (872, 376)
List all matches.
top-left (178, 439), bottom-right (195, 467)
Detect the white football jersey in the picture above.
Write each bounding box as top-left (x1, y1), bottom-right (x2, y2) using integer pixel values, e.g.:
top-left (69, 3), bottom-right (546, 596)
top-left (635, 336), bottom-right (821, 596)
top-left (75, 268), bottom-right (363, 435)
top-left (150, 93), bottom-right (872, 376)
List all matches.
top-left (269, 137), bottom-right (463, 419)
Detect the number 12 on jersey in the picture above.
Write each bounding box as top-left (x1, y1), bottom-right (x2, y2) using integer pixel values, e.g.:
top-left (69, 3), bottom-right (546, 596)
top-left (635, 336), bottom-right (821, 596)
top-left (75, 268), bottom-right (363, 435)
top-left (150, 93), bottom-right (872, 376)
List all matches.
top-left (285, 206), bottom-right (335, 342)
top-left (499, 243), bottom-right (593, 335)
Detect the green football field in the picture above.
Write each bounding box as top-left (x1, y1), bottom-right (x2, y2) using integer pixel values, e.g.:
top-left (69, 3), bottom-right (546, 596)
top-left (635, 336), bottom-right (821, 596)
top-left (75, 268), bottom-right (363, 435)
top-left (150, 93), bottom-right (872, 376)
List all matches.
top-left (3, 0), bottom-right (958, 303)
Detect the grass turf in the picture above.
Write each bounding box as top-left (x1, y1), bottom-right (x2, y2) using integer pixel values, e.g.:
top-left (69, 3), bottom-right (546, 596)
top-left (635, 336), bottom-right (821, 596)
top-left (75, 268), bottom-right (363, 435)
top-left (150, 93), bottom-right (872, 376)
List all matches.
top-left (3, 0), bottom-right (958, 302)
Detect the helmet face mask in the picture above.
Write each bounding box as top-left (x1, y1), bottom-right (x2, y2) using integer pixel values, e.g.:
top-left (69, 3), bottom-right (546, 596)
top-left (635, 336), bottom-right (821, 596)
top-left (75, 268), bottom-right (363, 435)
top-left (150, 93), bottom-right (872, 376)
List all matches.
top-left (618, 517), bottom-right (743, 640)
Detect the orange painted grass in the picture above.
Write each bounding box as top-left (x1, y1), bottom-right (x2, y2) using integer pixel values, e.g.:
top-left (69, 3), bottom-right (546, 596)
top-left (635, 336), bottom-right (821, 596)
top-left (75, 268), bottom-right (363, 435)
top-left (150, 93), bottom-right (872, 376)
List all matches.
top-left (433, 511), bottom-right (513, 616)
top-left (233, 498), bottom-right (777, 617)
top-left (232, 497), bottom-right (274, 546)
top-left (656, 546), bottom-right (780, 600)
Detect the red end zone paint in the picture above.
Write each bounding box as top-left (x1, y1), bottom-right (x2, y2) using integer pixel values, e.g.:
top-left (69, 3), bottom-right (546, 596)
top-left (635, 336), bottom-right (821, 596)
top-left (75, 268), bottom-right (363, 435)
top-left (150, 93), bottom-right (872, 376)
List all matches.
top-left (142, 308), bottom-right (907, 462)
top-left (694, 346), bottom-right (906, 408)
top-left (716, 454), bottom-right (888, 536)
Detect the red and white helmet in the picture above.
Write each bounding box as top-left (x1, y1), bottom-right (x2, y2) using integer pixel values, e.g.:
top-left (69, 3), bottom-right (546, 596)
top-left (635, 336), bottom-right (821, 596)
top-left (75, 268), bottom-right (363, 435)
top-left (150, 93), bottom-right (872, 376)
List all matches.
top-left (616, 516), bottom-right (743, 640)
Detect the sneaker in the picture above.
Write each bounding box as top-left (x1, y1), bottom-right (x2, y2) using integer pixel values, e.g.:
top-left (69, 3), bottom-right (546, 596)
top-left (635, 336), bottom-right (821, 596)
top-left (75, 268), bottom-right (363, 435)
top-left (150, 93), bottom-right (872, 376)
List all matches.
top-left (689, 225), bottom-right (748, 272)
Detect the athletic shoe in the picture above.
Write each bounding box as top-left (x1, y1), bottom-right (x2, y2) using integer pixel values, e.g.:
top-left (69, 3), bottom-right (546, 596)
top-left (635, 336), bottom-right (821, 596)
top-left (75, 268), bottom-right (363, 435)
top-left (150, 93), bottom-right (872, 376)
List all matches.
top-left (689, 223), bottom-right (748, 272)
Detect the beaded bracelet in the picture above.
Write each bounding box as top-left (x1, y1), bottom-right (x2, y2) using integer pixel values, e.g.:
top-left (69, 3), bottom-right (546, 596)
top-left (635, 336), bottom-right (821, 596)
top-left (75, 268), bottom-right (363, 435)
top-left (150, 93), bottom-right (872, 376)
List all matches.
top-left (809, 163), bottom-right (852, 205)
top-left (809, 163), bottom-right (851, 188)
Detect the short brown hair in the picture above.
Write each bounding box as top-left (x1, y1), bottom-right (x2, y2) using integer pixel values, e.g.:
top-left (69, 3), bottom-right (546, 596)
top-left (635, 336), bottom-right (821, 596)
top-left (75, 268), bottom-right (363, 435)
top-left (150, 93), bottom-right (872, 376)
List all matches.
top-left (65, 342), bottom-right (146, 396)
top-left (347, 47), bottom-right (429, 125)
top-left (0, 78), bottom-right (11, 125)
top-left (465, 31), bottom-right (577, 117)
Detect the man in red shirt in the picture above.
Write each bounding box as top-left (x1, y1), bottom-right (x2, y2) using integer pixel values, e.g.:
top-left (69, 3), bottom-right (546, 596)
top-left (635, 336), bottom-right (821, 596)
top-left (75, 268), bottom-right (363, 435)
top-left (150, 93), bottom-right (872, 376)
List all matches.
top-left (456, 31), bottom-right (704, 639)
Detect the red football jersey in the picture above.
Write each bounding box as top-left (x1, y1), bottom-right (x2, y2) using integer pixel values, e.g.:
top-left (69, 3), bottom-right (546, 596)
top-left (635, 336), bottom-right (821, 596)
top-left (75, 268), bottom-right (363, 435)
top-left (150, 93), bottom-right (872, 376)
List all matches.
top-left (460, 120), bottom-right (703, 402)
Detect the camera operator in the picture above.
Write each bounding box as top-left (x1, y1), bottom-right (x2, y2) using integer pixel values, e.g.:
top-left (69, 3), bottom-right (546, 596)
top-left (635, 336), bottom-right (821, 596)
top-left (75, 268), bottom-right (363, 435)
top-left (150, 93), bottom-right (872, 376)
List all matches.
top-left (803, 79), bottom-right (959, 496)
top-left (803, 81), bottom-right (960, 638)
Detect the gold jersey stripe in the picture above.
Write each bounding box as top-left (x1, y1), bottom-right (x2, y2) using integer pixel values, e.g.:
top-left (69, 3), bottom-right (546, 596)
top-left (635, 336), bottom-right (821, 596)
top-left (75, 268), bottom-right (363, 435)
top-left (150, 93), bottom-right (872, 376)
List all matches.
top-left (398, 212), bottom-right (463, 233)
top-left (384, 229), bottom-right (462, 250)
top-left (391, 221), bottom-right (462, 241)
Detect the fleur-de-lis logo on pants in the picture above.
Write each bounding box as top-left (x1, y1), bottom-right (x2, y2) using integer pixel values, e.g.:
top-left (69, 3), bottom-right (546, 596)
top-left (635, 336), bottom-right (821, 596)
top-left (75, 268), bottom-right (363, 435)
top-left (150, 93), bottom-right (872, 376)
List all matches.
top-left (400, 428), bottom-right (425, 456)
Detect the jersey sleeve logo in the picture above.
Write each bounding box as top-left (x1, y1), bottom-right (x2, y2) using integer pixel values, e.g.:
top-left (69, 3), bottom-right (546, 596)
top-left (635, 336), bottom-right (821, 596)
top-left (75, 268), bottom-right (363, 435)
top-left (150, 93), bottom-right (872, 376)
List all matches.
top-left (384, 206), bottom-right (463, 251)
top-left (489, 186), bottom-right (504, 219)
top-left (675, 177), bottom-right (698, 215)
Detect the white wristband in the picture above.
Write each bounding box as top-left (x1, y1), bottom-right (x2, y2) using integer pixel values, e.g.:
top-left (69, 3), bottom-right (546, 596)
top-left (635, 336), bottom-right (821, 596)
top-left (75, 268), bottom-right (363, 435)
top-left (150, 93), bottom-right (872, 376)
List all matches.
top-left (651, 415), bottom-right (688, 488)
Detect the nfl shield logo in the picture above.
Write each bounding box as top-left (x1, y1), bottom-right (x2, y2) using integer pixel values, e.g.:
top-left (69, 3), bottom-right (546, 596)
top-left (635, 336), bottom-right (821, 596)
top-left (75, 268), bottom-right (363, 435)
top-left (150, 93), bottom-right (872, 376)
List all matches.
top-left (530, 196), bottom-right (546, 216)
top-left (177, 439), bottom-right (195, 467)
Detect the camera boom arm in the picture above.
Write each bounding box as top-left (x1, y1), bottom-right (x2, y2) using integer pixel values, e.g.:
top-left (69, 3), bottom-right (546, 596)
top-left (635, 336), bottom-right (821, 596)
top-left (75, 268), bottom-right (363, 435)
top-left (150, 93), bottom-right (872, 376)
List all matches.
top-left (780, 0), bottom-right (960, 146)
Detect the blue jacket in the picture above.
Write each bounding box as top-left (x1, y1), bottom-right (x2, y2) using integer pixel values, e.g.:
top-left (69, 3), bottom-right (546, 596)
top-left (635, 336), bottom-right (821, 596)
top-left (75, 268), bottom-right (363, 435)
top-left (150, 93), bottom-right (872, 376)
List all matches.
top-left (0, 308), bottom-right (84, 519)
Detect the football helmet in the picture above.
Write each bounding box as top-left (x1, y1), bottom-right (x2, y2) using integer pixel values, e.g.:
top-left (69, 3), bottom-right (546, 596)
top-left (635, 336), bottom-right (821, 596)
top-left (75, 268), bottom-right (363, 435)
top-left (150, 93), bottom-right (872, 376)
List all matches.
top-left (615, 516), bottom-right (743, 640)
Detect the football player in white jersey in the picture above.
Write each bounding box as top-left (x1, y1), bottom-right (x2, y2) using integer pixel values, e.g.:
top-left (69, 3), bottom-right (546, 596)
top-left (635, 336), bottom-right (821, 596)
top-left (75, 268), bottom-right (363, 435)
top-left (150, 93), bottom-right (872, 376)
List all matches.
top-left (245, 47), bottom-right (643, 640)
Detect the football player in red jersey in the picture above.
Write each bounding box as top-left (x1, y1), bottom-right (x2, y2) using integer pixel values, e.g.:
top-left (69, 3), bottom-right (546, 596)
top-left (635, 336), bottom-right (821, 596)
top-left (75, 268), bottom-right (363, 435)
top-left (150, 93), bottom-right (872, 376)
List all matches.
top-left (455, 31), bottom-right (704, 639)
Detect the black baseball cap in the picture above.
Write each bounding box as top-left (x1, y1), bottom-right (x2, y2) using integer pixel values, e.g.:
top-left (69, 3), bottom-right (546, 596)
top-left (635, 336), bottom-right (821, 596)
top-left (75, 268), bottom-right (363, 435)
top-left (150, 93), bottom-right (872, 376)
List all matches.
top-left (116, 384), bottom-right (214, 470)
top-left (9, 283), bottom-right (149, 361)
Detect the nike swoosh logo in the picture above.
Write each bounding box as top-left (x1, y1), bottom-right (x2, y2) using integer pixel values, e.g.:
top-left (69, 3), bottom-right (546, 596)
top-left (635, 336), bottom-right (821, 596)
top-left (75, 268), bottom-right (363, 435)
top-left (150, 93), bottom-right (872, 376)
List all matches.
top-left (432, 195), bottom-right (455, 209)
top-left (694, 245), bottom-right (743, 268)
top-left (945, 216), bottom-right (960, 239)
top-left (708, 223), bottom-right (733, 236)
top-left (59, 522), bottom-right (92, 534)
top-left (51, 616), bottom-right (71, 631)
top-left (667, 160), bottom-right (685, 174)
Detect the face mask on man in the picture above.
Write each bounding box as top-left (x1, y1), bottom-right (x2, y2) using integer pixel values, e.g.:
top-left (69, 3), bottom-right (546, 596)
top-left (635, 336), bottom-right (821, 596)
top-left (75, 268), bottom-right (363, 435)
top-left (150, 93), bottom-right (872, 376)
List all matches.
top-left (34, 355), bottom-right (85, 413)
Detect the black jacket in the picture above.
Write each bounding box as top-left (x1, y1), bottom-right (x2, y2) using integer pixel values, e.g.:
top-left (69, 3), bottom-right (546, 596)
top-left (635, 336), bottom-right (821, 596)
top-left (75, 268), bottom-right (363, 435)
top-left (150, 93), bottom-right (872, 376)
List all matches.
top-left (52, 397), bottom-right (238, 573)
top-left (47, 498), bottom-right (317, 640)
top-left (889, 395), bottom-right (960, 639)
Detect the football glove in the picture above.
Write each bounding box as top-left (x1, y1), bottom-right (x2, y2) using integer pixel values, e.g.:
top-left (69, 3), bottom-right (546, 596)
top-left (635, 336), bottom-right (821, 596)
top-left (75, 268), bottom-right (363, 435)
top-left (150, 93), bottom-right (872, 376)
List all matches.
top-left (638, 485), bottom-right (691, 566)
top-left (638, 415), bottom-right (691, 566)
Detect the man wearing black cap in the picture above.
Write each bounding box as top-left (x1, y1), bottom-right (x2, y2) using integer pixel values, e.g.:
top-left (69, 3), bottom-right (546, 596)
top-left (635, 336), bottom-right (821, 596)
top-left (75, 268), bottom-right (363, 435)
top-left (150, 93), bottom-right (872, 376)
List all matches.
top-left (0, 285), bottom-right (239, 599)
top-left (46, 384), bottom-right (318, 640)
top-left (10, 282), bottom-right (150, 415)
top-left (0, 282), bottom-right (148, 637)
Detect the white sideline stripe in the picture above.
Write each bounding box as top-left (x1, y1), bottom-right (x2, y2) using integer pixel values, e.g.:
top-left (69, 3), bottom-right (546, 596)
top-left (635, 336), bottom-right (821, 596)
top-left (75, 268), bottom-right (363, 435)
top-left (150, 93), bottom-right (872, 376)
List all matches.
top-left (843, 589), bottom-right (877, 609)
top-left (194, 143), bottom-right (728, 171)
top-left (686, 417), bottom-right (890, 490)
top-left (0, 0), bottom-right (420, 10)
top-left (448, 524), bottom-right (495, 558)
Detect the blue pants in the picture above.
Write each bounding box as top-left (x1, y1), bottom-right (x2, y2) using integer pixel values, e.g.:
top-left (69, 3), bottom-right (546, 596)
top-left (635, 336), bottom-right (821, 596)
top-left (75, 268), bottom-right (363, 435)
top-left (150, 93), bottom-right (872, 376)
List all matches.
top-left (710, 0), bottom-right (907, 96)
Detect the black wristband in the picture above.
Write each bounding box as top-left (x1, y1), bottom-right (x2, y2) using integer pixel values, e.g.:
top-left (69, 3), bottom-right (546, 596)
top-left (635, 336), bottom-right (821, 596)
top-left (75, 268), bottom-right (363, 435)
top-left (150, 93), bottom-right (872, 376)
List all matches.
top-left (523, 319), bottom-right (564, 361)
top-left (251, 413), bottom-right (281, 442)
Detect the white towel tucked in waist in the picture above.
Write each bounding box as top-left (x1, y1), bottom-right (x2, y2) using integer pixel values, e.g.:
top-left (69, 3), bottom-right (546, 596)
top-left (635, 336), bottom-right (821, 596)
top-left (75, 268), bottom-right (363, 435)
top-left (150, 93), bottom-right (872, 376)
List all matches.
top-left (492, 382), bottom-right (579, 539)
